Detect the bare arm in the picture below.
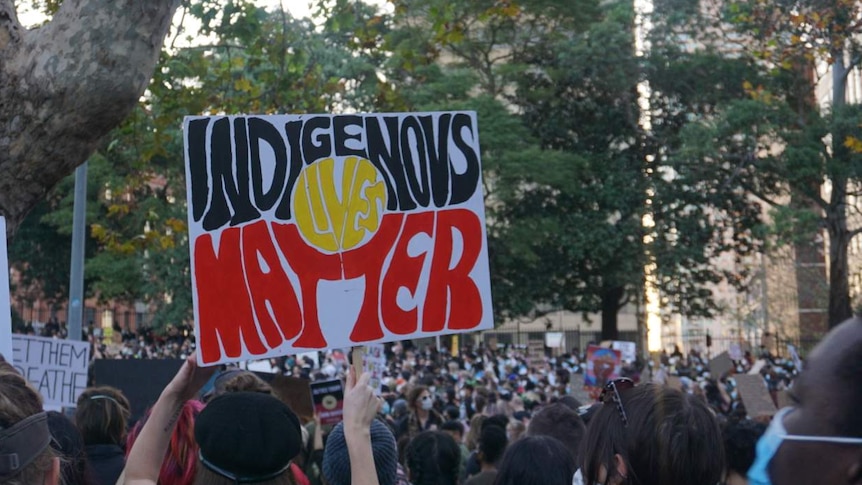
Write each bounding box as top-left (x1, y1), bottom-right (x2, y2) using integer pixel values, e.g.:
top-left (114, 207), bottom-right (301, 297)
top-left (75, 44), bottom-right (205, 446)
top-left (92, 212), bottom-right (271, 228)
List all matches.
top-left (123, 355), bottom-right (215, 485)
top-left (342, 369), bottom-right (381, 485)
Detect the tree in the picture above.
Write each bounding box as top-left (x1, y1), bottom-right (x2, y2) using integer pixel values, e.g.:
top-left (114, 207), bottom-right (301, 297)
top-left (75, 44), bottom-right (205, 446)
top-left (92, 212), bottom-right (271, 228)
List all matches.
top-left (663, 0), bottom-right (862, 330)
top-left (0, 0), bottom-right (181, 234)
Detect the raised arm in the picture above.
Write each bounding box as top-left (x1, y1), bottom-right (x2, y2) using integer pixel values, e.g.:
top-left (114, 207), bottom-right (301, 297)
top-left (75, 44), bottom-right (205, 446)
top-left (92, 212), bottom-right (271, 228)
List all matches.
top-left (123, 355), bottom-right (215, 485)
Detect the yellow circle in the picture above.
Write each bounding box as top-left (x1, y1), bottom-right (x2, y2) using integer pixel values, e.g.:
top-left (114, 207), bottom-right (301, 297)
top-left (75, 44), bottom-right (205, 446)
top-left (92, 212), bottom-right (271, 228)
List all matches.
top-left (322, 394), bottom-right (338, 410)
top-left (292, 156), bottom-right (387, 252)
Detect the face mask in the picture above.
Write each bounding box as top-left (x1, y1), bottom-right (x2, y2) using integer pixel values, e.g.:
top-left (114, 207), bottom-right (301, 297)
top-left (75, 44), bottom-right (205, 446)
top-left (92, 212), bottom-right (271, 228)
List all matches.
top-left (748, 407), bottom-right (862, 485)
top-left (459, 390), bottom-right (466, 398)
top-left (382, 401), bottom-right (391, 415)
top-left (421, 398), bottom-right (434, 411)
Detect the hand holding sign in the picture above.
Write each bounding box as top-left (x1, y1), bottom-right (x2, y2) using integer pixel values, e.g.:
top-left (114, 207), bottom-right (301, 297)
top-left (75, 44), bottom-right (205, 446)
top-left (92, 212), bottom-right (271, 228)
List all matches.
top-left (163, 353), bottom-right (217, 402)
top-left (343, 366), bottom-right (380, 433)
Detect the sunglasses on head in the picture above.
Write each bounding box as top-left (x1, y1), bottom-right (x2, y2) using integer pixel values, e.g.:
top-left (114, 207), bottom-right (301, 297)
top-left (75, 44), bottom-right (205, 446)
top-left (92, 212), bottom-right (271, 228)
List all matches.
top-left (600, 378), bottom-right (635, 427)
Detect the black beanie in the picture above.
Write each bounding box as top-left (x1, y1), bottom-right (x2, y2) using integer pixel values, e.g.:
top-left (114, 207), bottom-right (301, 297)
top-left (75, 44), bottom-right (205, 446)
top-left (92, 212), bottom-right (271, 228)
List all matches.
top-left (322, 420), bottom-right (398, 485)
top-left (195, 392), bottom-right (302, 482)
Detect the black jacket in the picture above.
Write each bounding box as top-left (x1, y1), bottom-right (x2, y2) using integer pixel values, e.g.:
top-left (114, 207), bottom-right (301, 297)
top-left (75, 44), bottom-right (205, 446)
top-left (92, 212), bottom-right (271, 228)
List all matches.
top-left (86, 444), bottom-right (125, 485)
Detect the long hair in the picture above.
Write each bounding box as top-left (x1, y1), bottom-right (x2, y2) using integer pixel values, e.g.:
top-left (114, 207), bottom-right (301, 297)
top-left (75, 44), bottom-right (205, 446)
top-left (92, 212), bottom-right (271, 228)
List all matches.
top-left (404, 431), bottom-right (460, 485)
top-left (46, 411), bottom-right (94, 485)
top-left (75, 386), bottom-right (131, 446)
top-left (126, 400), bottom-right (204, 485)
top-left (580, 384), bottom-right (725, 485)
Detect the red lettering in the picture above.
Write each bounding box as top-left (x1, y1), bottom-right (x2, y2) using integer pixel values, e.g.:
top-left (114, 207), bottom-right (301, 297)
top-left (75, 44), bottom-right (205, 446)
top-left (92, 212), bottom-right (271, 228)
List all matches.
top-left (424, 209), bottom-right (483, 331)
top-left (271, 223), bottom-right (339, 348)
top-left (342, 213), bottom-right (403, 342)
top-left (194, 229), bottom-right (266, 364)
top-left (242, 221), bottom-right (303, 347)
top-left (381, 211), bottom-right (435, 335)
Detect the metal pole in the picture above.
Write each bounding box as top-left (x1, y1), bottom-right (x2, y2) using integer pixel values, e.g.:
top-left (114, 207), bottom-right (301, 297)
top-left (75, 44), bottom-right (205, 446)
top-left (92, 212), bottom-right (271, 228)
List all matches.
top-left (68, 162), bottom-right (88, 341)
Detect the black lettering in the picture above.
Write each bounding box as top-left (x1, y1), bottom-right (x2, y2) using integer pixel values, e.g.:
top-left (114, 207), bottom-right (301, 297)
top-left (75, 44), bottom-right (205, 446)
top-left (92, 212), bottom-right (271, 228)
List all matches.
top-left (302, 116), bottom-right (332, 164)
top-left (71, 345), bottom-right (88, 368)
top-left (187, 118), bottom-right (211, 223)
top-left (400, 116), bottom-right (431, 208)
top-left (47, 341), bottom-right (59, 366)
top-left (248, 118), bottom-right (288, 211)
top-left (333, 115), bottom-right (367, 158)
top-left (202, 118), bottom-right (260, 231)
top-left (420, 114), bottom-right (452, 208)
top-left (449, 114), bottom-right (481, 205)
top-left (367, 117), bottom-right (414, 211)
top-left (274, 121), bottom-right (305, 220)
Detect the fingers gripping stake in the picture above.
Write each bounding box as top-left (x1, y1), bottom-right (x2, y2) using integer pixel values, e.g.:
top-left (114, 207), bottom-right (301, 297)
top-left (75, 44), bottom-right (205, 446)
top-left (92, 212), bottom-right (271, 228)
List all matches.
top-left (352, 347), bottom-right (366, 385)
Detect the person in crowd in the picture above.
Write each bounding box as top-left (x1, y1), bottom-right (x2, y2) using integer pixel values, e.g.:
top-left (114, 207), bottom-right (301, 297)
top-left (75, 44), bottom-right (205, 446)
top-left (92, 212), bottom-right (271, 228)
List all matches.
top-left (125, 399), bottom-right (204, 485)
top-left (748, 316), bottom-right (862, 485)
top-left (76, 386), bottom-right (132, 485)
top-left (494, 435), bottom-right (575, 485)
top-left (526, 403), bottom-right (585, 466)
top-left (462, 416), bottom-right (508, 480)
top-left (464, 415), bottom-right (486, 452)
top-left (322, 420), bottom-right (398, 485)
top-left (440, 421), bottom-right (470, 479)
top-left (123, 355), bottom-right (383, 485)
top-left (202, 368), bottom-right (311, 485)
top-left (722, 419), bottom-right (766, 485)
top-left (581, 380), bottom-right (724, 485)
top-left (46, 410), bottom-right (94, 485)
top-left (0, 362), bottom-right (60, 485)
top-left (395, 386), bottom-right (444, 442)
top-left (404, 431), bottom-right (460, 485)
top-left (506, 420), bottom-right (525, 443)
top-left (464, 424), bottom-right (507, 485)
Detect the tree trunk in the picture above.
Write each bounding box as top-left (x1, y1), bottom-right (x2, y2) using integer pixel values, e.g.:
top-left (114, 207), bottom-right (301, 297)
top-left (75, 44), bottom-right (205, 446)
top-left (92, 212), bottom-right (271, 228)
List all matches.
top-left (828, 53), bottom-right (854, 328)
top-left (601, 285), bottom-right (624, 341)
top-left (0, 0), bottom-right (181, 236)
top-left (826, 184), bottom-right (854, 327)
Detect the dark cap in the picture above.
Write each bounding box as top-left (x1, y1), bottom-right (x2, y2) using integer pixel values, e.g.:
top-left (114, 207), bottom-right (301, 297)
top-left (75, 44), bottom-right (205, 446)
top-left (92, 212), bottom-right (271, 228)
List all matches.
top-left (195, 392), bottom-right (301, 483)
top-left (0, 412), bottom-right (51, 479)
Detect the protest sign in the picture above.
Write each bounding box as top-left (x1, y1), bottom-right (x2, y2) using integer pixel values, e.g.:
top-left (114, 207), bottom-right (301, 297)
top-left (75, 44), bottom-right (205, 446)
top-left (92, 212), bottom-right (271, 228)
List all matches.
top-left (569, 373), bottom-right (592, 404)
top-left (93, 359), bottom-right (184, 423)
top-left (0, 218), bottom-right (11, 361)
top-left (311, 379), bottom-right (344, 425)
top-left (545, 332), bottom-right (564, 349)
top-left (605, 340), bottom-right (636, 363)
top-left (184, 113), bottom-right (494, 366)
top-left (584, 345), bottom-right (622, 390)
top-left (12, 335), bottom-right (90, 408)
top-left (363, 343), bottom-right (387, 394)
top-left (270, 375), bottom-right (314, 423)
top-left (708, 351), bottom-right (734, 377)
top-left (735, 374), bottom-right (777, 418)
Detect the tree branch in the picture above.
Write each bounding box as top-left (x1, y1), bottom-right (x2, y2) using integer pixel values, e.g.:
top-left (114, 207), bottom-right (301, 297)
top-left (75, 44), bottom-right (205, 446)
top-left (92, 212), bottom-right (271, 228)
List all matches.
top-left (0, 0), bottom-right (182, 234)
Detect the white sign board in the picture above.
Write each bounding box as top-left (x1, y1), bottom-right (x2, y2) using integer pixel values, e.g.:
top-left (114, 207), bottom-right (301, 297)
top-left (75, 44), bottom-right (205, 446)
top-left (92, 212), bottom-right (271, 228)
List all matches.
top-left (11, 335), bottom-right (90, 408)
top-left (184, 113), bottom-right (494, 365)
top-left (602, 340), bottom-right (637, 363)
top-left (0, 217), bottom-right (10, 361)
top-left (545, 332), bottom-right (564, 348)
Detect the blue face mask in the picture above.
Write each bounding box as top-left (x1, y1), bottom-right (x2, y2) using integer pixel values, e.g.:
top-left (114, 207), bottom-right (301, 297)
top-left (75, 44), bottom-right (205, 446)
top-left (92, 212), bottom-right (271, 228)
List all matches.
top-left (749, 407), bottom-right (862, 485)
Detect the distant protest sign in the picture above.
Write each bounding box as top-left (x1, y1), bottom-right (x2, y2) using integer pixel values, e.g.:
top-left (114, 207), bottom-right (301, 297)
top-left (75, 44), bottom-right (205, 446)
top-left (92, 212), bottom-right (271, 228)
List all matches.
top-left (584, 345), bottom-right (622, 391)
top-left (184, 113), bottom-right (493, 365)
top-left (708, 351), bottom-right (734, 377)
top-left (12, 335), bottom-right (90, 408)
top-left (736, 374), bottom-right (776, 418)
top-left (310, 379), bottom-right (344, 425)
top-left (0, 217), bottom-right (11, 361)
top-left (363, 344), bottom-right (386, 394)
top-left (602, 340), bottom-right (636, 363)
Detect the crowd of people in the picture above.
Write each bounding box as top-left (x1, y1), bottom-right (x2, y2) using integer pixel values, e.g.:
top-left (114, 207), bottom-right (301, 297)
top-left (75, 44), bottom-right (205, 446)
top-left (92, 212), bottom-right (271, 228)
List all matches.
top-left (2, 315), bottom-right (862, 485)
